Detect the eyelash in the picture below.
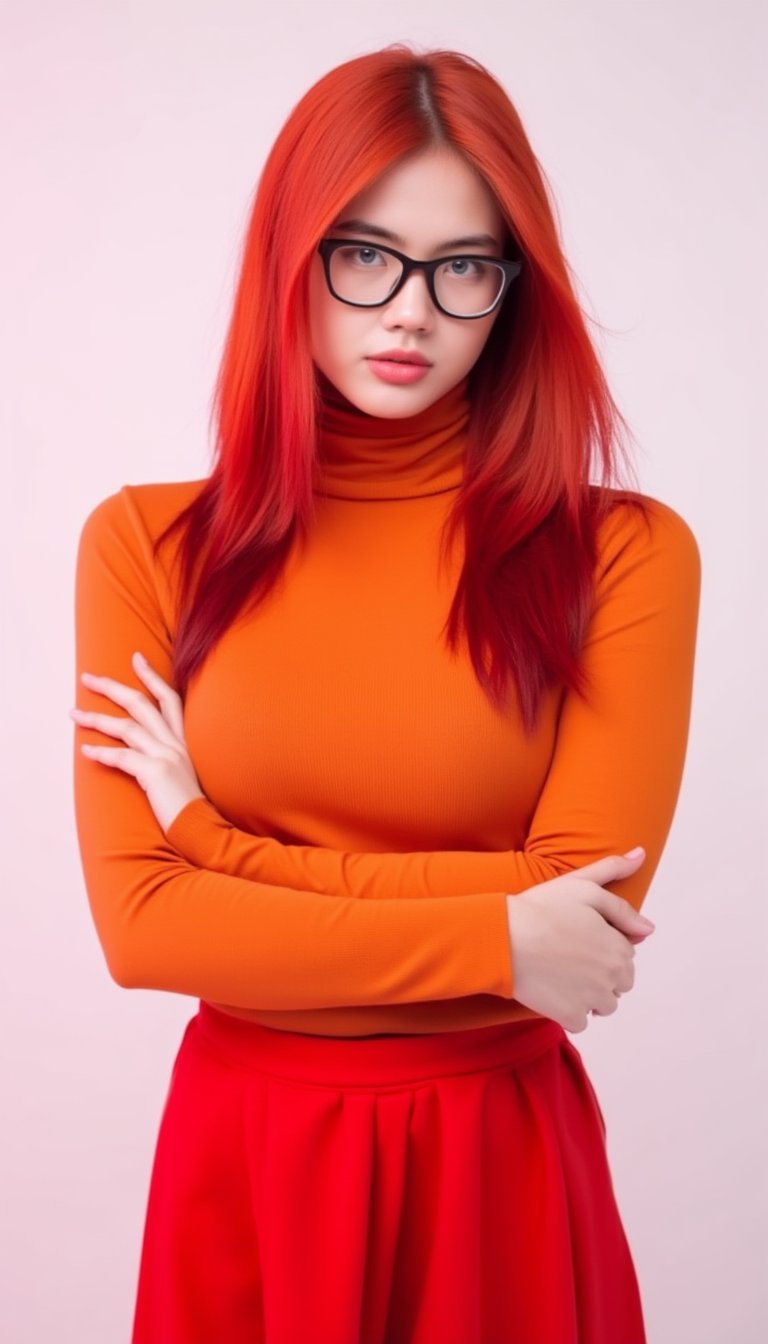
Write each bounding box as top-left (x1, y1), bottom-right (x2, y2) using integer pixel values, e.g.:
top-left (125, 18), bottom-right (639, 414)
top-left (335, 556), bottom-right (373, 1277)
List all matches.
top-left (343, 245), bottom-right (483, 275)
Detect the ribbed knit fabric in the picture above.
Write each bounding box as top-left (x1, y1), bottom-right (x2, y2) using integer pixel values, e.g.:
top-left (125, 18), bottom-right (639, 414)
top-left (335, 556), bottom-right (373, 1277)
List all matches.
top-left (313, 367), bottom-right (469, 499)
top-left (73, 376), bottom-right (701, 1036)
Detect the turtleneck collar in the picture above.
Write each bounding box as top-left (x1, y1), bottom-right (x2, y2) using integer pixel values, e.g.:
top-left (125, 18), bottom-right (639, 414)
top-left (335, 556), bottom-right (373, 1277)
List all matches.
top-left (313, 370), bottom-right (470, 501)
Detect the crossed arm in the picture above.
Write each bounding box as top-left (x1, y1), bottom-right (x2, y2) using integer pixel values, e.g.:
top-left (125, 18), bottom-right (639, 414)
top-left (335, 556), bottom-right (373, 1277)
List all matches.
top-left (72, 484), bottom-right (701, 1013)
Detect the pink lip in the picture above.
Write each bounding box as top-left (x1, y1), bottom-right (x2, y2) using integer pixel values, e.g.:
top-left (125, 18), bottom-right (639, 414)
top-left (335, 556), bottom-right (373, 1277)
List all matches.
top-left (366, 358), bottom-right (431, 385)
top-left (367, 349), bottom-right (432, 366)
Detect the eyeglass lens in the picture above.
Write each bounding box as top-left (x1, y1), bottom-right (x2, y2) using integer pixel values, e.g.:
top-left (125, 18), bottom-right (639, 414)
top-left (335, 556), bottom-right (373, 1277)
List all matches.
top-left (328, 245), bottom-right (505, 317)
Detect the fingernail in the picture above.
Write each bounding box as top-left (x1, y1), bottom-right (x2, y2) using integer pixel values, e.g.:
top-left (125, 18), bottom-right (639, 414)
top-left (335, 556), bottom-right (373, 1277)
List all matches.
top-left (638, 915), bottom-right (655, 928)
top-left (624, 846), bottom-right (644, 859)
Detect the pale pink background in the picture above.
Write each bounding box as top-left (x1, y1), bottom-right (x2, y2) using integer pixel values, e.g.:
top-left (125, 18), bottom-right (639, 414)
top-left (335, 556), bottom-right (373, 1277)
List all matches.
top-left (2, 3), bottom-right (766, 1341)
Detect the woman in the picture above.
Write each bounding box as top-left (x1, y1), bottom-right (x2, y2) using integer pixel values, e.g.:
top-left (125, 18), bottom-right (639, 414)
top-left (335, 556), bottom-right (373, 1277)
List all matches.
top-left (71, 45), bottom-right (701, 1343)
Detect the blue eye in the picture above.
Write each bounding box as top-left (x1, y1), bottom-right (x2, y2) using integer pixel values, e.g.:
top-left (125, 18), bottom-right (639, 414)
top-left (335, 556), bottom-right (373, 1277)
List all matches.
top-left (445, 258), bottom-right (481, 278)
top-left (338, 246), bottom-right (387, 267)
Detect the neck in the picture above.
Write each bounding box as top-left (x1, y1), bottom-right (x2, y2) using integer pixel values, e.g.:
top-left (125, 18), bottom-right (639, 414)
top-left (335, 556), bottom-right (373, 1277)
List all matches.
top-left (313, 372), bottom-right (471, 501)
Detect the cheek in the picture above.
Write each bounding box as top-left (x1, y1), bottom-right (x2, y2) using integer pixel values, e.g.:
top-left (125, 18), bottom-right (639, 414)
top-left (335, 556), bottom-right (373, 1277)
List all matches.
top-left (312, 298), bottom-right (370, 368)
top-left (445, 324), bottom-right (492, 374)
top-left (314, 308), bottom-right (348, 366)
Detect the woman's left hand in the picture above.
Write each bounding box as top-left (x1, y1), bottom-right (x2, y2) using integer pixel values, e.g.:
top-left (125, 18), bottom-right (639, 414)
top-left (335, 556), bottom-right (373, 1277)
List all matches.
top-left (70, 651), bottom-right (205, 834)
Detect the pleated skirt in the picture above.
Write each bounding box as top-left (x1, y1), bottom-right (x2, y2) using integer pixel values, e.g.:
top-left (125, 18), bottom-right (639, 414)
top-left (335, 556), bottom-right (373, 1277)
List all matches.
top-left (131, 1001), bottom-right (646, 1343)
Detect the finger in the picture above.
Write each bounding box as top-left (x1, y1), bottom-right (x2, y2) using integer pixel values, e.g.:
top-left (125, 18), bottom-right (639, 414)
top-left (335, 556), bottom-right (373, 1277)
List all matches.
top-left (80, 671), bottom-right (177, 746)
top-left (593, 988), bottom-right (624, 1016)
top-left (70, 708), bottom-right (158, 754)
top-left (573, 853), bottom-right (646, 888)
top-left (80, 743), bottom-right (145, 779)
top-left (132, 653), bottom-right (186, 741)
top-left (616, 962), bottom-right (635, 994)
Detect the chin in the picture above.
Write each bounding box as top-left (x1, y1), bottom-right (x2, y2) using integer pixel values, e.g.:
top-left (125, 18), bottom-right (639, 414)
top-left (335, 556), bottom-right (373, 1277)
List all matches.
top-left (317, 361), bottom-right (444, 418)
top-left (351, 371), bottom-right (441, 419)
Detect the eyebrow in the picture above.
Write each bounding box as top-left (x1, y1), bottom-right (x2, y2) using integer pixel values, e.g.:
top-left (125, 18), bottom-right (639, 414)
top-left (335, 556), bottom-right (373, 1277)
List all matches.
top-left (331, 218), bottom-right (502, 252)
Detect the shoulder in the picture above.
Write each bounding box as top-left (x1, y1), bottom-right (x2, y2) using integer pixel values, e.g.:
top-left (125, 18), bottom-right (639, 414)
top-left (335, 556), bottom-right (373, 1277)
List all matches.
top-left (591, 487), bottom-right (701, 595)
top-left (78, 478), bottom-right (207, 553)
top-left (75, 480), bottom-right (209, 631)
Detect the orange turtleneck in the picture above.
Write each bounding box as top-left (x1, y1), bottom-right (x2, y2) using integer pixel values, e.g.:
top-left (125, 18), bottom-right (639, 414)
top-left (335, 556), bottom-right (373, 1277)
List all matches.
top-left (312, 366), bottom-right (469, 499)
top-left (73, 374), bottom-right (701, 1036)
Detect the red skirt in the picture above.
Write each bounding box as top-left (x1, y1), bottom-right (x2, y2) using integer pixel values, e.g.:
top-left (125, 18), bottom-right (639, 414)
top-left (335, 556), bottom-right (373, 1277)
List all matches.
top-left (131, 1001), bottom-right (646, 1343)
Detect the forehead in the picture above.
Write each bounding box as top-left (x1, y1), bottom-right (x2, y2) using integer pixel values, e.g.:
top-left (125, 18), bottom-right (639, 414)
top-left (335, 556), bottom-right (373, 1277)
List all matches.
top-left (333, 148), bottom-right (505, 247)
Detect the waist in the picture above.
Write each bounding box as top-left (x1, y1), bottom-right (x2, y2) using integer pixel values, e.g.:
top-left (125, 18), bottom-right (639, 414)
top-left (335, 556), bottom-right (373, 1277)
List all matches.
top-left (196, 999), bottom-right (565, 1088)
top-left (204, 994), bottom-right (545, 1040)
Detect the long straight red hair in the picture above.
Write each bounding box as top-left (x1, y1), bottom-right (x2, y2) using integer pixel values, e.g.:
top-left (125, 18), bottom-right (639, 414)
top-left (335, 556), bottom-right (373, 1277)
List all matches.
top-left (156, 44), bottom-right (649, 734)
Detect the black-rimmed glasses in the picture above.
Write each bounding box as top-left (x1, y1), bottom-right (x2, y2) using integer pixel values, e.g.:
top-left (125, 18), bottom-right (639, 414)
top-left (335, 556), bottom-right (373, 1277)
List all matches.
top-left (317, 238), bottom-right (524, 320)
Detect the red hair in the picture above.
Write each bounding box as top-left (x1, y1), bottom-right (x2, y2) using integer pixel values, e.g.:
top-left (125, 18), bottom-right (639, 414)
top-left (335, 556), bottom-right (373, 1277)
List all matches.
top-left (156, 44), bottom-right (649, 733)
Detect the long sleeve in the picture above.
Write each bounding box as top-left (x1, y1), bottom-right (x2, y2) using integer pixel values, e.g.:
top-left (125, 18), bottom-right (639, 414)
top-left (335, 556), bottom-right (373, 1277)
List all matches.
top-left (165, 495), bottom-right (701, 919)
top-left (73, 489), bottom-right (514, 1011)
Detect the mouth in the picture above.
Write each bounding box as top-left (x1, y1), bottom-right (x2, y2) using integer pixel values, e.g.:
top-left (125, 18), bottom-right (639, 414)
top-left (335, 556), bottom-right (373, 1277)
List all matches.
top-left (365, 355), bottom-right (432, 384)
top-left (367, 351), bottom-right (432, 367)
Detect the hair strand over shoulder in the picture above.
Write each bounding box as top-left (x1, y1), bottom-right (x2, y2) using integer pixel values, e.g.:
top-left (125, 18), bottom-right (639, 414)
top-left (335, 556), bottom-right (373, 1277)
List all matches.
top-left (155, 43), bottom-right (650, 733)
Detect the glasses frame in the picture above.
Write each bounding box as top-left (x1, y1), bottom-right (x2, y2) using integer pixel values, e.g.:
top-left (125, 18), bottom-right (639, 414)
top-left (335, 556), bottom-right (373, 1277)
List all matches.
top-left (316, 237), bottom-right (525, 320)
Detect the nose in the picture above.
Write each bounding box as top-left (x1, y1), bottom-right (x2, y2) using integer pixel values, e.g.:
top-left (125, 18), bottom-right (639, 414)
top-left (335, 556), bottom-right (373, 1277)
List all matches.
top-left (382, 267), bottom-right (435, 329)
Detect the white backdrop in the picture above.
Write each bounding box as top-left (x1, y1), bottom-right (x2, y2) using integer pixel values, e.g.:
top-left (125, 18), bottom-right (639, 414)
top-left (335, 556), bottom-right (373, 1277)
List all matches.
top-left (1, 2), bottom-right (765, 1340)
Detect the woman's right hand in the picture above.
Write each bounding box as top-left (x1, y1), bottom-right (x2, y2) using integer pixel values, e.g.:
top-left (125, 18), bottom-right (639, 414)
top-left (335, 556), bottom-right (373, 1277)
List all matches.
top-left (505, 849), bottom-right (652, 1034)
